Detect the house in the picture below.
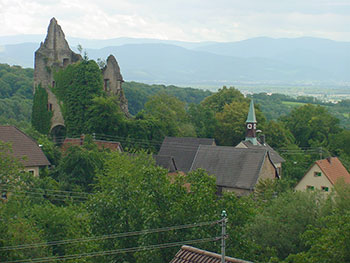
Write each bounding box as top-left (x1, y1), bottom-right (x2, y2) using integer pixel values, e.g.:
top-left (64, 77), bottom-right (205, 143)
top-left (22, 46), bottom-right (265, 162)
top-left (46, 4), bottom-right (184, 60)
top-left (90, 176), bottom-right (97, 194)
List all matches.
top-left (236, 100), bottom-right (285, 175)
top-left (158, 137), bottom-right (216, 173)
top-left (61, 135), bottom-right (123, 152)
top-left (154, 155), bottom-right (178, 173)
top-left (190, 145), bottom-right (278, 196)
top-left (295, 157), bottom-right (350, 193)
top-left (170, 245), bottom-right (252, 263)
top-left (0, 126), bottom-right (50, 176)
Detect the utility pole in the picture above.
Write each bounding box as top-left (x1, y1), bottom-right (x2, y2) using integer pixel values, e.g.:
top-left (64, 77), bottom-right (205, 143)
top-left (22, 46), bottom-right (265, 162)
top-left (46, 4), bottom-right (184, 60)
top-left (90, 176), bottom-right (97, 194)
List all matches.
top-left (221, 210), bottom-right (228, 263)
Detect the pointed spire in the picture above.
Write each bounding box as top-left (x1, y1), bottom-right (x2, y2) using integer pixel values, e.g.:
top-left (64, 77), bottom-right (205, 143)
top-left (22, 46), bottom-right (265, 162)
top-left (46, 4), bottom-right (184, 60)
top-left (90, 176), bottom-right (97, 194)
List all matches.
top-left (245, 99), bottom-right (258, 145)
top-left (246, 100), bottom-right (257, 123)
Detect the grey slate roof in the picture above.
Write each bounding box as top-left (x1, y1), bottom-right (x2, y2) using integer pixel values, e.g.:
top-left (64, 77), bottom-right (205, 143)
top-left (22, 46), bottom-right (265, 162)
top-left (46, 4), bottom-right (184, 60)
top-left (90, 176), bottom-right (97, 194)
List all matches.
top-left (154, 155), bottom-right (177, 172)
top-left (170, 245), bottom-right (252, 263)
top-left (0, 126), bottom-right (50, 167)
top-left (158, 137), bottom-right (215, 173)
top-left (190, 145), bottom-right (272, 190)
top-left (239, 140), bottom-right (285, 165)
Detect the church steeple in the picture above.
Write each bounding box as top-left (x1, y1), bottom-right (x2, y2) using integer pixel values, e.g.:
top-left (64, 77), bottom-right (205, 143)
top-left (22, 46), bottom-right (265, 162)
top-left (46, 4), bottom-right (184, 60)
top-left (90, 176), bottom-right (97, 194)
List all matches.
top-left (245, 100), bottom-right (258, 145)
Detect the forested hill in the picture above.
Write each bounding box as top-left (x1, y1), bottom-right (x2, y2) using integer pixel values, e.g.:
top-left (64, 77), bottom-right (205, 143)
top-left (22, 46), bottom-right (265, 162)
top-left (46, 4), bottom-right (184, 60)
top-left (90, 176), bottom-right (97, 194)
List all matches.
top-left (0, 64), bottom-right (33, 127)
top-left (123, 82), bottom-right (212, 115)
top-left (0, 63), bottom-right (212, 125)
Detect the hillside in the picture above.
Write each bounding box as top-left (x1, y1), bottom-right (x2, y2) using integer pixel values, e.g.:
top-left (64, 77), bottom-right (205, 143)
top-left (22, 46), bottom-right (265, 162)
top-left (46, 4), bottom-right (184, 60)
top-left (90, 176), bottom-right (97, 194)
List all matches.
top-left (1, 36), bottom-right (350, 86)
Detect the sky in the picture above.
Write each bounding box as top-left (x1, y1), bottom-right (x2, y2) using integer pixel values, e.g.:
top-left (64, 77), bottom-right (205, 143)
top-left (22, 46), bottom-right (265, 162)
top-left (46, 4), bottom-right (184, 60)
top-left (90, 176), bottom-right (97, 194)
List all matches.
top-left (1, 0), bottom-right (350, 42)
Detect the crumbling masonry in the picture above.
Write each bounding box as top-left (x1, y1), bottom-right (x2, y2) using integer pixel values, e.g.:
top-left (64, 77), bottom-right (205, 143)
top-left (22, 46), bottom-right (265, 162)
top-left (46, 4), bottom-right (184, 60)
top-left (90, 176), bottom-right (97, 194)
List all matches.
top-left (34, 17), bottom-right (129, 137)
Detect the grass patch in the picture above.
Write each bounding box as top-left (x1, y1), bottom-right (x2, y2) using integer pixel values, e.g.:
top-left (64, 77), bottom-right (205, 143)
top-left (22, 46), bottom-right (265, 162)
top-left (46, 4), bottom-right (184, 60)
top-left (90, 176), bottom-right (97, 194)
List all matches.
top-left (282, 101), bottom-right (307, 107)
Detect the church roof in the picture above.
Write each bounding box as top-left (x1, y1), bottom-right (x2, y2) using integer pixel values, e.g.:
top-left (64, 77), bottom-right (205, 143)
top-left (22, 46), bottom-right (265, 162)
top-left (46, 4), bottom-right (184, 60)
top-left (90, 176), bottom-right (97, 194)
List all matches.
top-left (246, 100), bottom-right (257, 123)
top-left (239, 140), bottom-right (285, 165)
top-left (190, 145), bottom-right (274, 190)
top-left (158, 137), bottom-right (215, 173)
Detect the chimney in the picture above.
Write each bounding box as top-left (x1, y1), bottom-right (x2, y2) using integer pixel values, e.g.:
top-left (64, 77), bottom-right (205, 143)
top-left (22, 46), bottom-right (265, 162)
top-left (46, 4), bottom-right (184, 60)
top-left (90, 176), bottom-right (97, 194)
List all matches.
top-left (327, 157), bottom-right (332, 163)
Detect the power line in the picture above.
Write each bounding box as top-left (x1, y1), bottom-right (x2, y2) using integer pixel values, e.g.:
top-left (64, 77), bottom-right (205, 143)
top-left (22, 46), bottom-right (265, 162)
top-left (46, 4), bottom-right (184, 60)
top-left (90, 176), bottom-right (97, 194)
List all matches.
top-left (3, 237), bottom-right (220, 263)
top-left (0, 220), bottom-right (221, 251)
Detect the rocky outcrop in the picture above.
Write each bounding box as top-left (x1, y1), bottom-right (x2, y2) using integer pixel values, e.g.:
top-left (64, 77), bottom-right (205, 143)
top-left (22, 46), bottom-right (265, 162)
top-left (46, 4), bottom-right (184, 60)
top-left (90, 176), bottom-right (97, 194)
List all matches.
top-left (102, 55), bottom-right (129, 116)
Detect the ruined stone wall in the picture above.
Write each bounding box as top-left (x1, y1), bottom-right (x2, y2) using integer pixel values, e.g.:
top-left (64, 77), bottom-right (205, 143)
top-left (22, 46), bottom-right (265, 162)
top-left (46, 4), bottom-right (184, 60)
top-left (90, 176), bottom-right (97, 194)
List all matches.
top-left (34, 18), bottom-right (81, 131)
top-left (34, 18), bottom-right (130, 135)
top-left (102, 55), bottom-right (130, 116)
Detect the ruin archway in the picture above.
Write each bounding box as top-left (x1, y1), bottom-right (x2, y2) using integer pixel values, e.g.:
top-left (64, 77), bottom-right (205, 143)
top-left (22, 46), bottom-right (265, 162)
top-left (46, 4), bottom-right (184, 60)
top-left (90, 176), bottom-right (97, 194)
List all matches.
top-left (50, 125), bottom-right (66, 145)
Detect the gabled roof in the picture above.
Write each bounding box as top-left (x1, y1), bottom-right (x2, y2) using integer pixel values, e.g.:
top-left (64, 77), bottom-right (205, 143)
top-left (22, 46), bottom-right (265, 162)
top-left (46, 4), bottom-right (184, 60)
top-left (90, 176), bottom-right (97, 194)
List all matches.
top-left (238, 140), bottom-right (285, 165)
top-left (158, 137), bottom-right (215, 173)
top-left (0, 126), bottom-right (50, 167)
top-left (190, 145), bottom-right (273, 190)
top-left (154, 155), bottom-right (177, 172)
top-left (316, 157), bottom-right (350, 185)
top-left (170, 245), bottom-right (252, 263)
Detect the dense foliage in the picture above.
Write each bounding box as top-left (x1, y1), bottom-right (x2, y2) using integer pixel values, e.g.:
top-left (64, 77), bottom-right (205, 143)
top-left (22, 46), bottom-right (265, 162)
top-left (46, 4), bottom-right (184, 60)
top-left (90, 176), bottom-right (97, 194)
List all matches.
top-left (31, 85), bottom-right (52, 134)
top-left (3, 62), bottom-right (350, 262)
top-left (0, 64), bottom-right (33, 126)
top-left (53, 60), bottom-right (104, 136)
top-left (123, 81), bottom-right (212, 115)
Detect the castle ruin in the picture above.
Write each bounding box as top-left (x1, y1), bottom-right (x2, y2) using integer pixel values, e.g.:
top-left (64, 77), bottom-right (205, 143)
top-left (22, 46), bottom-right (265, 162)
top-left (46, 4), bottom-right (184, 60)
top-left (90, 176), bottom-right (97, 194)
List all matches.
top-left (34, 18), bottom-right (129, 138)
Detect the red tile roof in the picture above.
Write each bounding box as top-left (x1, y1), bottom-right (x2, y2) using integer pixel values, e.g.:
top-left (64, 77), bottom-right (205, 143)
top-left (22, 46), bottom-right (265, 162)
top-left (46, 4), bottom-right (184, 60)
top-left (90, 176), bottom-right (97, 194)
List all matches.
top-left (316, 157), bottom-right (350, 185)
top-left (61, 137), bottom-right (122, 152)
top-left (170, 245), bottom-right (252, 263)
top-left (0, 126), bottom-right (50, 167)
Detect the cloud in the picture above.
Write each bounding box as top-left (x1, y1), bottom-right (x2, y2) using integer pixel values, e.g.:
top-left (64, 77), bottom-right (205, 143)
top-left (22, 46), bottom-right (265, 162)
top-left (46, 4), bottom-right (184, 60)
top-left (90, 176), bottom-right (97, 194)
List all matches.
top-left (0, 0), bottom-right (350, 42)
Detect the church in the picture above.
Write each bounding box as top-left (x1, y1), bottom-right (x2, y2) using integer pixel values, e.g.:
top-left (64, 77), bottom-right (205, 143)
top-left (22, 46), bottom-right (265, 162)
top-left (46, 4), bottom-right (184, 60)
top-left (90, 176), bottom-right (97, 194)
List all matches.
top-left (157, 100), bottom-right (282, 196)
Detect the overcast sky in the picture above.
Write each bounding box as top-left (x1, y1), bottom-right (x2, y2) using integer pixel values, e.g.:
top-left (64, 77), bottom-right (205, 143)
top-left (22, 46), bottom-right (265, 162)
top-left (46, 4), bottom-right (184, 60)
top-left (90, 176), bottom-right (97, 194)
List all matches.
top-left (1, 0), bottom-right (350, 42)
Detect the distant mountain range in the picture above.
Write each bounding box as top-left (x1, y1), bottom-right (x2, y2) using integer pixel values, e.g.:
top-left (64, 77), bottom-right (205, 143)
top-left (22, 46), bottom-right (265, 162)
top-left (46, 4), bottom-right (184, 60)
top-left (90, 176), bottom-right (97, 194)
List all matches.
top-left (1, 36), bottom-right (350, 86)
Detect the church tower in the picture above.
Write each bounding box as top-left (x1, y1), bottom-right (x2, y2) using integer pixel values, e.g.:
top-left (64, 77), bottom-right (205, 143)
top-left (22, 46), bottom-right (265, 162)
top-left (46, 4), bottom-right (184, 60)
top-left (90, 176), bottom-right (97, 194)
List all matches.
top-left (245, 100), bottom-right (258, 145)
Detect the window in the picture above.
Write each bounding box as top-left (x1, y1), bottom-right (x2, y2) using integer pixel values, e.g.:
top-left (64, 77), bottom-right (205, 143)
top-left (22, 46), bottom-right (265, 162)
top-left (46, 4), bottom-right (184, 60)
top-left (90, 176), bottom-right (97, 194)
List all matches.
top-left (314, 172), bottom-right (322, 177)
top-left (307, 185), bottom-right (314, 190)
top-left (28, 170), bottom-right (34, 176)
top-left (63, 58), bottom-right (69, 67)
top-left (104, 79), bottom-right (110, 91)
top-left (322, 186), bottom-right (329, 192)
top-left (47, 103), bottom-right (53, 111)
top-left (1, 191), bottom-right (7, 199)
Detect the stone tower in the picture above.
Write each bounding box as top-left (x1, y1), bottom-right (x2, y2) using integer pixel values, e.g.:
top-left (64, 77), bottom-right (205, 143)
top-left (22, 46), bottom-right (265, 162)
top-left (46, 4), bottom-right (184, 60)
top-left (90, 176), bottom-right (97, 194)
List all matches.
top-left (34, 17), bottom-right (81, 136)
top-left (102, 55), bottom-right (130, 116)
top-left (34, 18), bottom-right (129, 137)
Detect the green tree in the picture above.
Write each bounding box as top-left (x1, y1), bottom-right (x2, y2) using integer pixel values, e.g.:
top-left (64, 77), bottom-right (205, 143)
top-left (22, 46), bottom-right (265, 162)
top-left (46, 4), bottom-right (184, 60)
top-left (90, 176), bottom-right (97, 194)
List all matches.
top-left (144, 93), bottom-right (195, 137)
top-left (215, 100), bottom-right (266, 146)
top-left (86, 96), bottom-right (125, 135)
top-left (282, 104), bottom-right (341, 148)
top-left (55, 138), bottom-right (105, 192)
top-left (244, 191), bottom-right (324, 262)
top-left (188, 103), bottom-right (217, 138)
top-left (201, 86), bottom-right (245, 112)
top-left (31, 85), bottom-right (53, 134)
top-left (264, 120), bottom-right (295, 149)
